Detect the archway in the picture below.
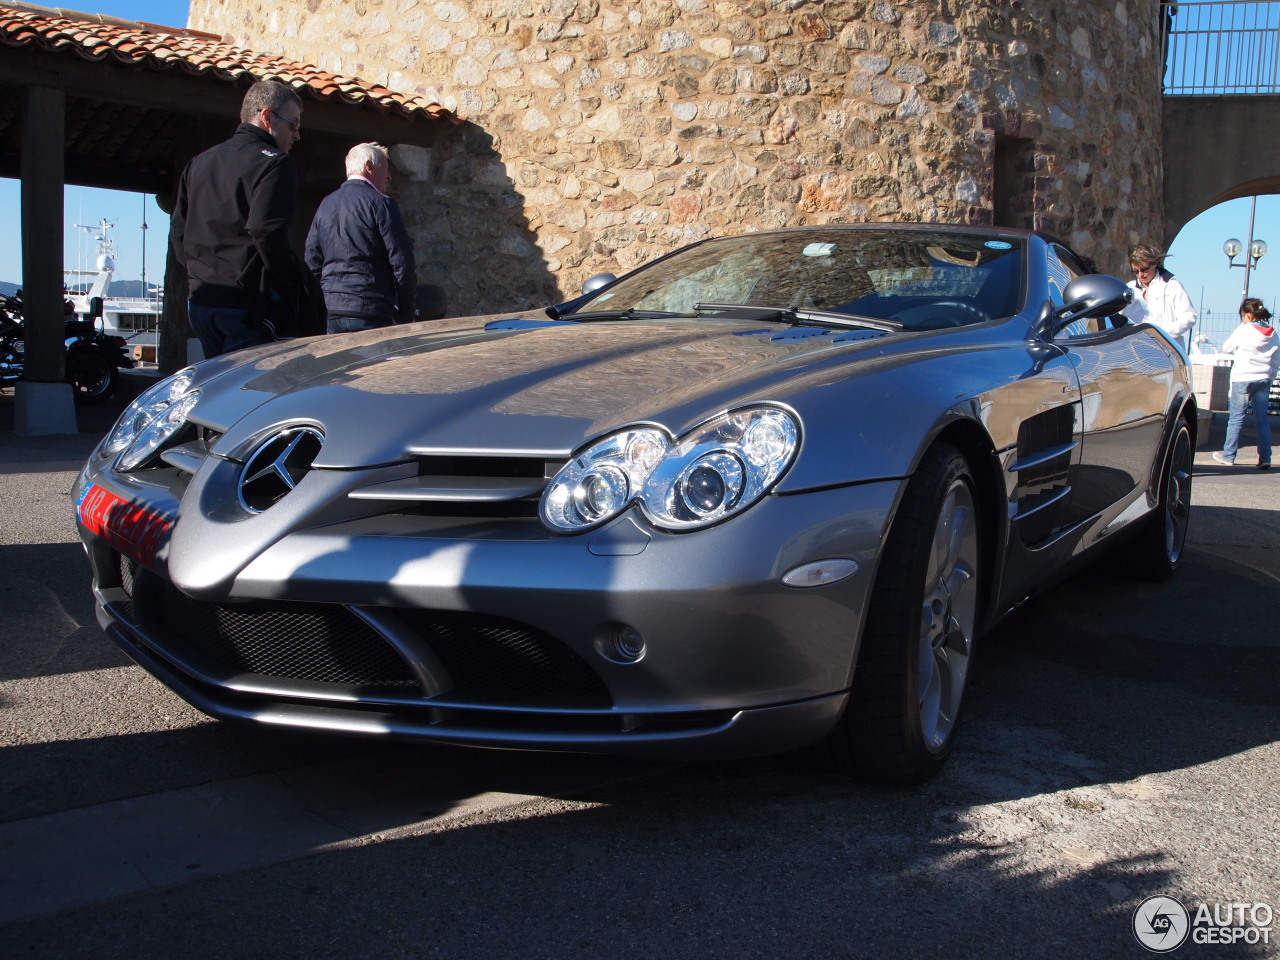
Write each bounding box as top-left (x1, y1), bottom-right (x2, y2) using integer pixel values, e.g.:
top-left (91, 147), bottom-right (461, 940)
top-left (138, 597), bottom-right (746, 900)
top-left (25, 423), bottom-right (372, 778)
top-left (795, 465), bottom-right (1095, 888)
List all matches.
top-left (1162, 95), bottom-right (1280, 244)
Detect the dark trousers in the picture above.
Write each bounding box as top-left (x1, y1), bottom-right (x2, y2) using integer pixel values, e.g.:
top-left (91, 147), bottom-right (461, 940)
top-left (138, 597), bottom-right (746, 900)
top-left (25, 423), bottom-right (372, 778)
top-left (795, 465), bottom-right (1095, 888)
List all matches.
top-left (189, 302), bottom-right (273, 358)
top-left (327, 315), bottom-right (393, 334)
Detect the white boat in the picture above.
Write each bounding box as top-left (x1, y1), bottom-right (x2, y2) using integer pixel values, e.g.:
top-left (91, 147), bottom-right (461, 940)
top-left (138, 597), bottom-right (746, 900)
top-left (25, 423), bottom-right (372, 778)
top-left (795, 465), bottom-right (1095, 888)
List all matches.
top-left (66, 219), bottom-right (161, 359)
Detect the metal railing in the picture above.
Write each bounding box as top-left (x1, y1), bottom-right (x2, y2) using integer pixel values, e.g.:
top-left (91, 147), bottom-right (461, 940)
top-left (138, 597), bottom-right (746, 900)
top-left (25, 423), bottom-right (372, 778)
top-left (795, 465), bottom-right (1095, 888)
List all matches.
top-left (1163, 1), bottom-right (1280, 94)
top-left (1193, 312), bottom-right (1245, 346)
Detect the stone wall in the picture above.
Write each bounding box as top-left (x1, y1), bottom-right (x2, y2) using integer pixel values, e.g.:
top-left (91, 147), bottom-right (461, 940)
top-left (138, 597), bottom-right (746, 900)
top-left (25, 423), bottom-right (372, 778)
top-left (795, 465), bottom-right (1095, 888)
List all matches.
top-left (190, 0), bottom-right (1166, 316)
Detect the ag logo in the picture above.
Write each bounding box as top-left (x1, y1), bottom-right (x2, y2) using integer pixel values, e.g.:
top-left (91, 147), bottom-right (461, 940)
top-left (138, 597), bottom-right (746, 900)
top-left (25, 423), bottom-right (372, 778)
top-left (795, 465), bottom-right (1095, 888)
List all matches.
top-left (1133, 896), bottom-right (1191, 953)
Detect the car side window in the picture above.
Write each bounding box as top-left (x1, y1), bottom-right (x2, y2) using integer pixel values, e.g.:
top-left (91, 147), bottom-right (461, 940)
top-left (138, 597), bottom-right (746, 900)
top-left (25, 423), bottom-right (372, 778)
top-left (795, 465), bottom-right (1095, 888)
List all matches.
top-left (1048, 245), bottom-right (1111, 338)
top-left (1045, 246), bottom-right (1079, 308)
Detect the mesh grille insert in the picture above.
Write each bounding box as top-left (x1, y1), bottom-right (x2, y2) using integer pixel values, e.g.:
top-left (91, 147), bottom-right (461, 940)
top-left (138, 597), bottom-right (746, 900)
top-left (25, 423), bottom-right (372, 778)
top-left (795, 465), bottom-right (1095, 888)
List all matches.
top-left (395, 609), bottom-right (611, 707)
top-left (137, 577), bottom-right (420, 688)
top-left (123, 570), bottom-right (612, 708)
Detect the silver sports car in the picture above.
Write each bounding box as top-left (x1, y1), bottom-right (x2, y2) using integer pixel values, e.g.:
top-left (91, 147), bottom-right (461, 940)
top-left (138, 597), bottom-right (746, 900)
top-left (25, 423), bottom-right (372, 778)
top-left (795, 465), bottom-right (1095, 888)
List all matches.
top-left (74, 224), bottom-right (1196, 783)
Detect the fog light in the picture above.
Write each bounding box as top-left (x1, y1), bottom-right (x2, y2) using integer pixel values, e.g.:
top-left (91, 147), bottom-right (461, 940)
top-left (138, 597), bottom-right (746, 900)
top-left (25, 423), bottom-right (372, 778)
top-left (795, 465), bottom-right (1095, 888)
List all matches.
top-left (593, 622), bottom-right (647, 664)
top-left (781, 558), bottom-right (858, 588)
top-left (599, 627), bottom-right (645, 665)
top-left (613, 625), bottom-right (645, 662)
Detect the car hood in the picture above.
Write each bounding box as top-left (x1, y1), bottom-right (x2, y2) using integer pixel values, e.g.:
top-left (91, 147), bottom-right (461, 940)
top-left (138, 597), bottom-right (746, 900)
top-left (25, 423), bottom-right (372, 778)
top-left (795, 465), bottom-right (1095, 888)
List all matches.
top-left (192, 312), bottom-right (899, 468)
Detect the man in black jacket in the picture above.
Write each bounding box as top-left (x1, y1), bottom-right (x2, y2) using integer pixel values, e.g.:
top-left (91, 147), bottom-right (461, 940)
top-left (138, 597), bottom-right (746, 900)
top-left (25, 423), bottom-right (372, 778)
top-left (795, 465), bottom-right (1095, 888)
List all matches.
top-left (170, 80), bottom-right (307, 357)
top-left (305, 142), bottom-right (418, 332)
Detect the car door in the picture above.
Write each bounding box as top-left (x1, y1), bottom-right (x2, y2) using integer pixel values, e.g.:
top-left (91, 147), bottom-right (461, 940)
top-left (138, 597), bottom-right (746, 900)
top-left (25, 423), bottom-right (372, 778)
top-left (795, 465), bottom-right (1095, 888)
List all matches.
top-left (1046, 245), bottom-right (1174, 527)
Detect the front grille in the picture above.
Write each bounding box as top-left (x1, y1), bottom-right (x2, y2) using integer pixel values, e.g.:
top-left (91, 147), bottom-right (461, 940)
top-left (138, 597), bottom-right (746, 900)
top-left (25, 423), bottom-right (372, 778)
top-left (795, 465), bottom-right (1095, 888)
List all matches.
top-left (403, 499), bottom-right (543, 520)
top-left (416, 454), bottom-right (561, 480)
top-left (118, 558), bottom-right (611, 708)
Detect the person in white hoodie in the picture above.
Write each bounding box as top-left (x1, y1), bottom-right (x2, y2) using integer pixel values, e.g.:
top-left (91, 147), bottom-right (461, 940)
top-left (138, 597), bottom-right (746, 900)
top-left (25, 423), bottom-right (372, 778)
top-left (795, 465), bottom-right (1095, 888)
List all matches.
top-left (1213, 298), bottom-right (1278, 470)
top-left (1122, 243), bottom-right (1198, 352)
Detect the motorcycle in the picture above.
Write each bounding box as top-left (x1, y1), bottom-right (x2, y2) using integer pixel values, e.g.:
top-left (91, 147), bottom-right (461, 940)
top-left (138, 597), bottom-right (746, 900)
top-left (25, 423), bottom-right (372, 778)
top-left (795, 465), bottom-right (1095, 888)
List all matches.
top-left (0, 294), bottom-right (23, 390)
top-left (0, 292), bottom-right (134, 404)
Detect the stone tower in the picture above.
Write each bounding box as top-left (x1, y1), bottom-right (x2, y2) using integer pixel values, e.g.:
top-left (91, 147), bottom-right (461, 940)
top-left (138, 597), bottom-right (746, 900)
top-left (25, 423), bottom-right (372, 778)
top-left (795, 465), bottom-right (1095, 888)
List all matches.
top-left (190, 0), bottom-right (1164, 316)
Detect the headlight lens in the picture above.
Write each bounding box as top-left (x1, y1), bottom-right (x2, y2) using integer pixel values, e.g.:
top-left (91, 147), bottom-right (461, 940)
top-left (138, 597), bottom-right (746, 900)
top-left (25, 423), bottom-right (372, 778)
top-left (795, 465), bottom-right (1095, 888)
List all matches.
top-left (97, 367), bottom-right (200, 470)
top-left (541, 427), bottom-right (666, 531)
top-left (672, 453), bottom-right (744, 520)
top-left (540, 406), bottom-right (799, 533)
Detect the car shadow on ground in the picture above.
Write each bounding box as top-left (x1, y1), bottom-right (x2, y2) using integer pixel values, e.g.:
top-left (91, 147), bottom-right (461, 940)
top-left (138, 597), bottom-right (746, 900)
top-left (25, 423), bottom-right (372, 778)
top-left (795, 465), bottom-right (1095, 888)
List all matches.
top-left (0, 740), bottom-right (1233, 960)
top-left (2, 555), bottom-right (1275, 957)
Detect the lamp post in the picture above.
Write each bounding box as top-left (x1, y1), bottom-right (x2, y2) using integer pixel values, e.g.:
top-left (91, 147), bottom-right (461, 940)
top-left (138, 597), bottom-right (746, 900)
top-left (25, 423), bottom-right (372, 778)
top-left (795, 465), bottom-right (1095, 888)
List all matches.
top-left (1223, 196), bottom-right (1268, 301)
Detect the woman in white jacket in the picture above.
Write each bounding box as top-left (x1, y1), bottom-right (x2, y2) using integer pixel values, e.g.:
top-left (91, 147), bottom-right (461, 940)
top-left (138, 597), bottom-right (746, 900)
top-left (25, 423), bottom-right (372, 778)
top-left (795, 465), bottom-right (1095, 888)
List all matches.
top-left (1122, 243), bottom-right (1198, 352)
top-left (1213, 298), bottom-right (1278, 470)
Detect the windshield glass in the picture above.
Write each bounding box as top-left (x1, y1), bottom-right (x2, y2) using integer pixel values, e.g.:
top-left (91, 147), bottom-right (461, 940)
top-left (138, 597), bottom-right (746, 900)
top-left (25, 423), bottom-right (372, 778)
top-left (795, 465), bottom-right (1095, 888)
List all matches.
top-left (576, 228), bottom-right (1027, 330)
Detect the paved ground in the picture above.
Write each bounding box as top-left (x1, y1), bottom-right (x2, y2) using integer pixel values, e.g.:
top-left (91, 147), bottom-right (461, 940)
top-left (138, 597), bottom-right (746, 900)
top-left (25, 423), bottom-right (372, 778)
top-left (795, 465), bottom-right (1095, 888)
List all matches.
top-left (1, 387), bottom-right (1277, 959)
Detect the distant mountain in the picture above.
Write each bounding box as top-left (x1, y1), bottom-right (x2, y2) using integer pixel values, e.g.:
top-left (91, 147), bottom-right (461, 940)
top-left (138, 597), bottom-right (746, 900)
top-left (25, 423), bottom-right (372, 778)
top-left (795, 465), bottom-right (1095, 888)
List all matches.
top-left (0, 281), bottom-right (18, 297)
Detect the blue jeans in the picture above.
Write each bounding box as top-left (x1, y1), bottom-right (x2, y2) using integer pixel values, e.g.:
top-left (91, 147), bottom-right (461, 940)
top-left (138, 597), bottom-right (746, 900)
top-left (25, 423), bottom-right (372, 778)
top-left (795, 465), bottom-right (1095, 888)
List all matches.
top-left (1222, 378), bottom-right (1273, 465)
top-left (327, 315), bottom-right (393, 334)
top-left (189, 302), bottom-right (274, 358)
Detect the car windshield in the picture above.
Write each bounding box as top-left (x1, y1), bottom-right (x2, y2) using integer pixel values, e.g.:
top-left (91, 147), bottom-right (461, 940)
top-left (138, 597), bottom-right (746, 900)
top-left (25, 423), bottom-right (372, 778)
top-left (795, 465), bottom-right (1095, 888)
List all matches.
top-left (575, 228), bottom-right (1027, 330)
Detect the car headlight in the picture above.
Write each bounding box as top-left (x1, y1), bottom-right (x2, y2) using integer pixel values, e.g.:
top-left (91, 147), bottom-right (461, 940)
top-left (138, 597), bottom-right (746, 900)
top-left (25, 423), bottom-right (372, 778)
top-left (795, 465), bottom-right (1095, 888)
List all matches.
top-left (541, 427), bottom-right (667, 531)
top-left (540, 406), bottom-right (800, 533)
top-left (96, 367), bottom-right (200, 471)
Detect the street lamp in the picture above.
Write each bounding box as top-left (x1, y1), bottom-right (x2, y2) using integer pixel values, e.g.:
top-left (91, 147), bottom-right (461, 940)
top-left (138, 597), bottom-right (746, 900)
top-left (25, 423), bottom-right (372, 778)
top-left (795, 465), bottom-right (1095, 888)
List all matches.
top-left (1223, 238), bottom-right (1267, 265)
top-left (1223, 196), bottom-right (1268, 300)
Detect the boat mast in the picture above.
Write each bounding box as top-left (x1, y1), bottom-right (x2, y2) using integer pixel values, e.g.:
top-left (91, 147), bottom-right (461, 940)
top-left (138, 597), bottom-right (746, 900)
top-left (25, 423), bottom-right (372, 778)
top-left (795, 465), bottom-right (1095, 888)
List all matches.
top-left (140, 194), bottom-right (148, 305)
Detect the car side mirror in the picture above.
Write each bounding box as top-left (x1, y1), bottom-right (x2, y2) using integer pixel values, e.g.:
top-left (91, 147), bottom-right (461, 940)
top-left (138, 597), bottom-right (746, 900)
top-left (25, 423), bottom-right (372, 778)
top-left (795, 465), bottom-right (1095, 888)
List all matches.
top-left (581, 272), bottom-right (617, 295)
top-left (1034, 274), bottom-right (1132, 339)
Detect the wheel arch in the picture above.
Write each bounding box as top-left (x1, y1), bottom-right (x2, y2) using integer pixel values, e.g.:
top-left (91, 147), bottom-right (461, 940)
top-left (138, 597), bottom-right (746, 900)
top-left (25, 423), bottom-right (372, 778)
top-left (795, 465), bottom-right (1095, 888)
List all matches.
top-left (1162, 394), bottom-right (1198, 483)
top-left (922, 418), bottom-right (1005, 633)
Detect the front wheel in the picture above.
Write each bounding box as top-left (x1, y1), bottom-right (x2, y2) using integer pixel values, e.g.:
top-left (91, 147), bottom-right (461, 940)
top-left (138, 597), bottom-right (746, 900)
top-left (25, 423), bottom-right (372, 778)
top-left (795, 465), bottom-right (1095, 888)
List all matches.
top-left (820, 443), bottom-right (983, 784)
top-left (67, 350), bottom-right (118, 405)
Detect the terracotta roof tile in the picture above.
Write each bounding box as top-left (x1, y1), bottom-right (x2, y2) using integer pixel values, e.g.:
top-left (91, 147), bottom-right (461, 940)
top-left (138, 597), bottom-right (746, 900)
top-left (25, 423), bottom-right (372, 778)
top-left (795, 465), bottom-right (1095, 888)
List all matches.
top-left (0, 2), bottom-right (458, 123)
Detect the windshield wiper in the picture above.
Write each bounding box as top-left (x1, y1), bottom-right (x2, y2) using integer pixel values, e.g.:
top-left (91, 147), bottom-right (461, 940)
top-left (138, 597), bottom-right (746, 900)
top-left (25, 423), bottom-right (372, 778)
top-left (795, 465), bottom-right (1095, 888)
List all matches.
top-left (695, 302), bottom-right (903, 332)
top-left (693, 303), bottom-right (796, 323)
top-left (558, 308), bottom-right (692, 322)
top-left (790, 308), bottom-right (903, 332)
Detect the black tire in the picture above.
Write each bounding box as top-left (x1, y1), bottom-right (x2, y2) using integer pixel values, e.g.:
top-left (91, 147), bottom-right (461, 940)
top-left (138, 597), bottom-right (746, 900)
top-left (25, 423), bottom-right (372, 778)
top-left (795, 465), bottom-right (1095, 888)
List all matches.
top-left (1119, 417), bottom-right (1193, 581)
top-left (67, 351), bottom-right (117, 405)
top-left (820, 443), bottom-right (983, 784)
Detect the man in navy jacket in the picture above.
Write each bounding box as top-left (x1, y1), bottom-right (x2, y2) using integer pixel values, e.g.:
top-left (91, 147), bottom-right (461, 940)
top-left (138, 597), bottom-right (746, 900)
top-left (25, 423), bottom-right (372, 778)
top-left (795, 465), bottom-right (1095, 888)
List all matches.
top-left (305, 143), bottom-right (418, 332)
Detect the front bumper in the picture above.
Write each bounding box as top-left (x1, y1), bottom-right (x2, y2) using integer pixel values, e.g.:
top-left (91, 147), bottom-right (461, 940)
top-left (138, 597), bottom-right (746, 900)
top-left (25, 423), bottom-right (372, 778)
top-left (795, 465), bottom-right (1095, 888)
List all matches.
top-left (78, 461), bottom-right (904, 760)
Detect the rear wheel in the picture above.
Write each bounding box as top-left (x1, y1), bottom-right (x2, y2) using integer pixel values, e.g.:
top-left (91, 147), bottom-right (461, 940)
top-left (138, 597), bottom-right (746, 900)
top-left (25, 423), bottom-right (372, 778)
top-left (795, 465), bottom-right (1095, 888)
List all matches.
top-left (821, 443), bottom-right (982, 783)
top-left (1121, 417), bottom-right (1193, 580)
top-left (67, 351), bottom-right (117, 405)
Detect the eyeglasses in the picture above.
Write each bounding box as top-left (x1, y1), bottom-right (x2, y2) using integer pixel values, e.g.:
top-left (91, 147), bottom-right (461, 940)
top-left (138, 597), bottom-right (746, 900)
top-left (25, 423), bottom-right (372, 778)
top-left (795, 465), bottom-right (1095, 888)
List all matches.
top-left (1132, 264), bottom-right (1156, 275)
top-left (272, 111), bottom-right (300, 132)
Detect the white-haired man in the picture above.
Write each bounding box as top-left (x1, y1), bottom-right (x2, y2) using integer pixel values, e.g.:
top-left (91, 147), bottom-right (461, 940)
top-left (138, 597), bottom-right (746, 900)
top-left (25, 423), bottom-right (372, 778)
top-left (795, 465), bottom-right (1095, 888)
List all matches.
top-left (305, 143), bottom-right (418, 332)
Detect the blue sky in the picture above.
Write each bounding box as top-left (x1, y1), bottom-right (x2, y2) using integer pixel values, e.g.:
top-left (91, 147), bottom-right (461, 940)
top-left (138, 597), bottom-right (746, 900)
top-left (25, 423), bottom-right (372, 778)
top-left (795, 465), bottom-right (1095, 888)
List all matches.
top-left (1, 0), bottom-right (1275, 315)
top-left (1165, 196), bottom-right (1278, 316)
